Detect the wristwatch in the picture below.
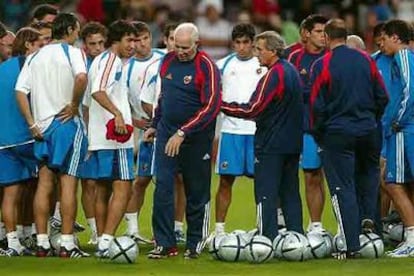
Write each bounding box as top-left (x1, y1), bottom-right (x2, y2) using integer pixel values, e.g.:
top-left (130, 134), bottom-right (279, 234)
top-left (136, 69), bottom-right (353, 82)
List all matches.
top-left (176, 129), bottom-right (185, 138)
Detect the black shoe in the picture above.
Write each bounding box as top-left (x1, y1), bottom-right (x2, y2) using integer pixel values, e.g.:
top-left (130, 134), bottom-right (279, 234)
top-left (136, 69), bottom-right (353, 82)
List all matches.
top-left (147, 246), bottom-right (178, 259)
top-left (361, 219), bottom-right (375, 234)
top-left (183, 248), bottom-right (199, 259)
top-left (382, 210), bottom-right (402, 224)
top-left (0, 238), bottom-right (7, 250)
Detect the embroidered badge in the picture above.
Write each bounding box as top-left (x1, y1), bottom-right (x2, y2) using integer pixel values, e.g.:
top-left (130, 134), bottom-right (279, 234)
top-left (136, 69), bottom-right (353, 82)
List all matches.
top-left (183, 75), bottom-right (192, 84)
top-left (256, 68), bottom-right (262, 74)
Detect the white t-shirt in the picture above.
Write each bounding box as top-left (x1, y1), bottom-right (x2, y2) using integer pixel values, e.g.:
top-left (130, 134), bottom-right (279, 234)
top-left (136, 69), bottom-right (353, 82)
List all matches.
top-left (216, 54), bottom-right (267, 135)
top-left (15, 43), bottom-right (87, 132)
top-left (140, 57), bottom-right (163, 116)
top-left (87, 51), bottom-right (134, 150)
top-left (127, 49), bottom-right (165, 120)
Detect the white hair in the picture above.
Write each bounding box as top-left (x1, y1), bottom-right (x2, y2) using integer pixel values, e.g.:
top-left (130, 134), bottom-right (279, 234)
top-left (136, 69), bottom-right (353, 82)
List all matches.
top-left (174, 22), bottom-right (199, 44)
top-left (346, 35), bottom-right (366, 50)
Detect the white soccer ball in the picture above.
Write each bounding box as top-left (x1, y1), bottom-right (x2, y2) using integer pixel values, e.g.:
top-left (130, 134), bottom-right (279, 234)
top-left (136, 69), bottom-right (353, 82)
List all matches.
top-left (389, 223), bottom-right (406, 245)
top-left (359, 233), bottom-right (384, 258)
top-left (320, 230), bottom-right (334, 255)
top-left (208, 234), bottom-right (227, 260)
top-left (245, 235), bottom-right (273, 263)
top-left (273, 232), bottom-right (288, 259)
top-left (281, 231), bottom-right (310, 261)
top-left (382, 223), bottom-right (393, 245)
top-left (50, 233), bottom-right (79, 254)
top-left (307, 232), bottom-right (329, 259)
top-left (108, 236), bottom-right (138, 264)
top-left (333, 234), bottom-right (346, 253)
top-left (218, 234), bottom-right (246, 262)
top-left (231, 229), bottom-right (247, 236)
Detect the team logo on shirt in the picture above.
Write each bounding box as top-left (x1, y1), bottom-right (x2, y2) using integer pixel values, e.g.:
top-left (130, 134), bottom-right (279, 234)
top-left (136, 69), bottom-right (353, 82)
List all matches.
top-left (165, 73), bottom-right (173, 80)
top-left (221, 161), bottom-right (228, 169)
top-left (300, 68), bottom-right (307, 75)
top-left (183, 75), bottom-right (192, 84)
top-left (141, 163), bottom-right (149, 172)
top-left (256, 68), bottom-right (262, 74)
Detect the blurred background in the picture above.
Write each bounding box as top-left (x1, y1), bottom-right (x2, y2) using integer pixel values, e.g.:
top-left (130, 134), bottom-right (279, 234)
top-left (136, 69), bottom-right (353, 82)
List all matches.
top-left (1, 0), bottom-right (413, 54)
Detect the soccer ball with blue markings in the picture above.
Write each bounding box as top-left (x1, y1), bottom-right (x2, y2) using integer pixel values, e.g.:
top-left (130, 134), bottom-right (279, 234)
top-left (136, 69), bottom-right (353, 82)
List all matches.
top-left (108, 236), bottom-right (138, 264)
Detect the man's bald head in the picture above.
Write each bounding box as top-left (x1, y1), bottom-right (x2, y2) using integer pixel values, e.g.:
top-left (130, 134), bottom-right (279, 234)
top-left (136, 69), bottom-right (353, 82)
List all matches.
top-left (346, 35), bottom-right (366, 50)
top-left (174, 23), bottom-right (199, 45)
top-left (174, 23), bottom-right (200, 62)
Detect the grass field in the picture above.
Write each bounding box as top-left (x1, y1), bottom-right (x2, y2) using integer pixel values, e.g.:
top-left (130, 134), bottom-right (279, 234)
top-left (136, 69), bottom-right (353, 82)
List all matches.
top-left (1, 174), bottom-right (414, 275)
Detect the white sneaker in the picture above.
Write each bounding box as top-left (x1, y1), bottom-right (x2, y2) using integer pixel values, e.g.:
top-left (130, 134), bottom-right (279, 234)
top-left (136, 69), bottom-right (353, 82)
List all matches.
top-left (87, 232), bottom-right (98, 245)
top-left (386, 242), bottom-right (414, 258)
top-left (130, 233), bottom-right (153, 244)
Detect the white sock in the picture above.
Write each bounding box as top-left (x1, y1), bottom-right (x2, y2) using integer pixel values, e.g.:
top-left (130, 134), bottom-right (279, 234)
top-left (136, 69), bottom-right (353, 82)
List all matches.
top-left (23, 226), bottom-right (32, 238)
top-left (215, 222), bottom-right (225, 234)
top-left (405, 226), bottom-right (414, 243)
top-left (174, 221), bottom-right (184, 232)
top-left (31, 223), bottom-right (37, 235)
top-left (7, 231), bottom-right (22, 251)
top-left (87, 217), bottom-right (97, 234)
top-left (36, 234), bottom-right (50, 249)
top-left (124, 212), bottom-right (138, 236)
top-left (98, 234), bottom-right (113, 250)
top-left (277, 208), bottom-right (285, 226)
top-left (61, 234), bottom-right (75, 250)
top-left (0, 222), bottom-right (6, 240)
top-left (53, 202), bottom-right (61, 220)
top-left (308, 221), bottom-right (323, 232)
top-left (16, 225), bottom-right (24, 240)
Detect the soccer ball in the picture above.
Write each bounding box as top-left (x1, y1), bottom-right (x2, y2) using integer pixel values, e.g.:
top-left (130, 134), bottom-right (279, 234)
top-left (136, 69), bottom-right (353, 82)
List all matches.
top-left (208, 234), bottom-right (227, 260)
top-left (307, 232), bottom-right (329, 259)
top-left (245, 235), bottom-right (273, 263)
top-left (273, 232), bottom-right (288, 259)
top-left (231, 229), bottom-right (247, 236)
top-left (359, 233), bottom-right (384, 258)
top-left (389, 223), bottom-right (406, 245)
top-left (50, 233), bottom-right (80, 255)
top-left (218, 234), bottom-right (246, 262)
top-left (320, 230), bottom-right (334, 255)
top-left (281, 231), bottom-right (310, 261)
top-left (382, 223), bottom-right (393, 245)
top-left (108, 236), bottom-right (138, 264)
top-left (333, 234), bottom-right (346, 252)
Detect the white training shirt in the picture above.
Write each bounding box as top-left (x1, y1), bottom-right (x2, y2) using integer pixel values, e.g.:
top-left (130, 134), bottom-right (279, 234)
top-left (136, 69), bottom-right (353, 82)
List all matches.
top-left (127, 49), bottom-right (165, 120)
top-left (15, 43), bottom-right (87, 132)
top-left (87, 50), bottom-right (134, 150)
top-left (140, 57), bottom-right (163, 116)
top-left (216, 53), bottom-right (267, 135)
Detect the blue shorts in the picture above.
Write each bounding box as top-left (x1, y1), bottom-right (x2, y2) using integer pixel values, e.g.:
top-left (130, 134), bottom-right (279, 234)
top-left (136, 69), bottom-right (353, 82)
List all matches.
top-left (0, 143), bottom-right (38, 185)
top-left (85, 148), bottom-right (135, 181)
top-left (136, 141), bottom-right (155, 177)
top-left (301, 133), bottom-right (321, 170)
top-left (385, 132), bottom-right (414, 183)
top-left (34, 118), bottom-right (87, 177)
top-left (215, 133), bottom-right (254, 176)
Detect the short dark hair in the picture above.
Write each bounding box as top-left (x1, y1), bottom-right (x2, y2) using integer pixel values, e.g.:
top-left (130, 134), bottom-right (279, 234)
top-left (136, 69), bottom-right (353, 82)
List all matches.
top-left (231, 23), bottom-right (256, 41)
top-left (80, 21), bottom-right (108, 42)
top-left (32, 4), bottom-right (58, 22)
top-left (107, 20), bottom-right (137, 46)
top-left (301, 14), bottom-right (328, 32)
top-left (163, 22), bottom-right (178, 38)
top-left (373, 22), bottom-right (385, 38)
top-left (0, 21), bottom-right (7, 38)
top-left (131, 21), bottom-right (150, 35)
top-left (325, 18), bottom-right (348, 40)
top-left (383, 19), bottom-right (411, 44)
top-left (12, 27), bottom-right (41, 56)
top-left (52, 13), bottom-right (79, 40)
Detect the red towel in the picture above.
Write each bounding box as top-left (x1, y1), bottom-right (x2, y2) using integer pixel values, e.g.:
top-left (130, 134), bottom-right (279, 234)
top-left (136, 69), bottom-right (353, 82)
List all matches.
top-left (106, 118), bottom-right (134, 143)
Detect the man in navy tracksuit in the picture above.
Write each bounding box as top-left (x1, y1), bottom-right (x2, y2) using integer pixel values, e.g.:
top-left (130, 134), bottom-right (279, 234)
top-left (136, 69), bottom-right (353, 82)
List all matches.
top-left (144, 23), bottom-right (221, 259)
top-left (309, 19), bottom-right (388, 259)
top-left (222, 31), bottom-right (304, 241)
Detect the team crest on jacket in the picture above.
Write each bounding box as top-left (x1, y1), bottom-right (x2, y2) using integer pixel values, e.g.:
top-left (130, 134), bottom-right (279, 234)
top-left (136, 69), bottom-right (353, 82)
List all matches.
top-left (165, 73), bottom-right (172, 80)
top-left (300, 68), bottom-right (307, 75)
top-left (221, 161), bottom-right (228, 169)
top-left (183, 75), bottom-right (192, 84)
top-left (256, 68), bottom-right (262, 74)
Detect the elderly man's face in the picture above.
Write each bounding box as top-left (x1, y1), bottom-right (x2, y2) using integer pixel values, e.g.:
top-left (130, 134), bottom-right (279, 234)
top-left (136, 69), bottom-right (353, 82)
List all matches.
top-left (0, 33), bottom-right (15, 61)
top-left (174, 30), bottom-right (197, 62)
top-left (254, 38), bottom-right (275, 67)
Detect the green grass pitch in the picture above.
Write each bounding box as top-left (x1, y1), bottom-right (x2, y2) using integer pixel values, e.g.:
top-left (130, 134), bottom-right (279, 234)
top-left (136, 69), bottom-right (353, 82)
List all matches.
top-left (1, 174), bottom-right (414, 275)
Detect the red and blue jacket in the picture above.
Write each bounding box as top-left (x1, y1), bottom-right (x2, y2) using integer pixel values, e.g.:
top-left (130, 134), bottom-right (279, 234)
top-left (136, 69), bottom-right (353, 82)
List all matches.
top-left (152, 50), bottom-right (221, 137)
top-left (221, 59), bottom-right (304, 154)
top-left (309, 45), bottom-right (388, 137)
top-left (288, 47), bottom-right (326, 131)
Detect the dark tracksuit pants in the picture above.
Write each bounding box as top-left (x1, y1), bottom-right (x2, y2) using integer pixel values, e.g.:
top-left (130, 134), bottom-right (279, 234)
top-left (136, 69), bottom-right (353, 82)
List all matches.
top-left (320, 129), bottom-right (380, 252)
top-left (255, 152), bottom-right (303, 241)
top-left (153, 129), bottom-right (212, 252)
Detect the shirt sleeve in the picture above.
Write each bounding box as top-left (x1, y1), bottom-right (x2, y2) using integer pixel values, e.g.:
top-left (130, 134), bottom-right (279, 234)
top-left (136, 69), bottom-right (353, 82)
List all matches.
top-left (90, 53), bottom-right (116, 95)
top-left (221, 65), bottom-right (284, 119)
top-left (179, 55), bottom-right (222, 135)
top-left (140, 62), bottom-right (159, 105)
top-left (70, 47), bottom-right (87, 76)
